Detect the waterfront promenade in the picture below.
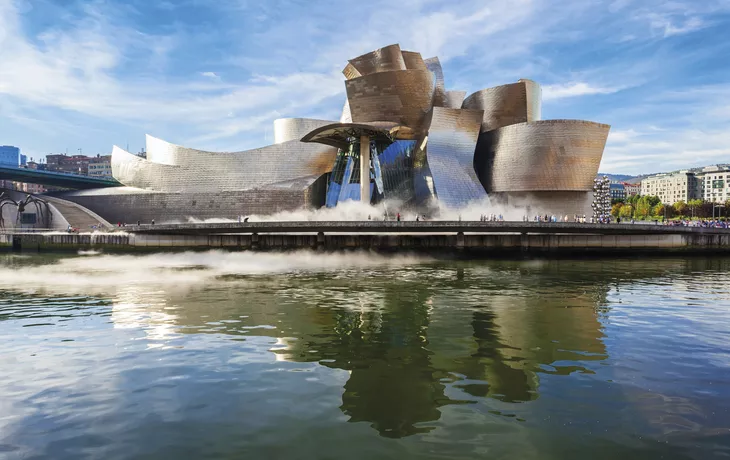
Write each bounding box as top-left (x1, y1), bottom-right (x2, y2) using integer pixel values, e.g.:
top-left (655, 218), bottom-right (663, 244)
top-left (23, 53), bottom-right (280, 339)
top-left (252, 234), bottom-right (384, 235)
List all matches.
top-left (2, 220), bottom-right (729, 253)
top-left (129, 220), bottom-right (730, 236)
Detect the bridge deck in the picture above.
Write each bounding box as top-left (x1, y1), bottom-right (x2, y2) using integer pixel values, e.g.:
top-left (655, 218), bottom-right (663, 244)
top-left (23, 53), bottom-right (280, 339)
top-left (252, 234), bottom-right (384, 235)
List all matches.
top-left (0, 165), bottom-right (120, 189)
top-left (129, 221), bottom-right (730, 236)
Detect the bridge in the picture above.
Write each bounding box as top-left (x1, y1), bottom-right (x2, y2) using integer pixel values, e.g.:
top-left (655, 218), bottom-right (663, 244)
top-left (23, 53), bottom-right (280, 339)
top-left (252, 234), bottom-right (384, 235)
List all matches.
top-left (129, 220), bottom-right (730, 236)
top-left (0, 165), bottom-right (120, 189)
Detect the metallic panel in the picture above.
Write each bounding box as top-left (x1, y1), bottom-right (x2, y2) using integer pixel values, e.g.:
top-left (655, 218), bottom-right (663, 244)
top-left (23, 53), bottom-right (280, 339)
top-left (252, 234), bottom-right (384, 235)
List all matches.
top-left (345, 69), bottom-right (434, 131)
top-left (445, 91), bottom-right (466, 109)
top-left (462, 80), bottom-right (542, 132)
top-left (55, 183), bottom-right (329, 225)
top-left (476, 120), bottom-right (610, 192)
top-left (521, 79), bottom-right (542, 122)
top-left (342, 63), bottom-right (362, 80)
top-left (490, 191), bottom-right (593, 217)
top-left (273, 118), bottom-right (336, 144)
top-left (145, 134), bottom-right (184, 165)
top-left (112, 137), bottom-right (337, 193)
top-left (401, 50), bottom-right (427, 71)
top-left (424, 107), bottom-right (488, 208)
top-left (376, 140), bottom-right (416, 203)
top-left (301, 122), bottom-right (399, 149)
top-left (424, 57), bottom-right (446, 108)
top-left (348, 44), bottom-right (406, 76)
top-left (340, 98), bottom-right (352, 123)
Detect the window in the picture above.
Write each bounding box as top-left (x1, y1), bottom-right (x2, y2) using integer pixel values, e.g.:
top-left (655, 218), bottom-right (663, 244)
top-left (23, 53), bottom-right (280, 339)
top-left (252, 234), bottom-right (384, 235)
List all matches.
top-left (20, 213), bottom-right (37, 224)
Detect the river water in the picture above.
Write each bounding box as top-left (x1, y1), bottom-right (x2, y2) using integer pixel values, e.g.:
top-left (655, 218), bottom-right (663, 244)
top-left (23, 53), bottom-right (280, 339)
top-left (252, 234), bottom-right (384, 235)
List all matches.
top-left (0, 251), bottom-right (729, 459)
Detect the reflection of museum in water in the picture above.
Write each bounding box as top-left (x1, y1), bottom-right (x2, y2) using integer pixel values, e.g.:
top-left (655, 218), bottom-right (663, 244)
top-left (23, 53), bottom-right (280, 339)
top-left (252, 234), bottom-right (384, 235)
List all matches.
top-left (107, 259), bottom-right (639, 438)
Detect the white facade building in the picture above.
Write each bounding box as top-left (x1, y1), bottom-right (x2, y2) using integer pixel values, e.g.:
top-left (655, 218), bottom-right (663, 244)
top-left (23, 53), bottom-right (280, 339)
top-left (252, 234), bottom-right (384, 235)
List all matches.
top-left (88, 155), bottom-right (112, 177)
top-left (696, 165), bottom-right (730, 203)
top-left (640, 171), bottom-right (701, 205)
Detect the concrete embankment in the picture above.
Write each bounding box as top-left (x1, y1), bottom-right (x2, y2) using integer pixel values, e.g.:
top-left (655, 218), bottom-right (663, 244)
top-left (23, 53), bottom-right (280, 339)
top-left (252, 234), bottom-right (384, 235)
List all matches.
top-left (2, 231), bottom-right (730, 254)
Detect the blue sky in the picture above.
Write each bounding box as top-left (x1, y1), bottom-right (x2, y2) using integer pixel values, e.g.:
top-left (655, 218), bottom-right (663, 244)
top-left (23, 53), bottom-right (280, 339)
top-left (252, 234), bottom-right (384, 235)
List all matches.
top-left (0, 0), bottom-right (729, 174)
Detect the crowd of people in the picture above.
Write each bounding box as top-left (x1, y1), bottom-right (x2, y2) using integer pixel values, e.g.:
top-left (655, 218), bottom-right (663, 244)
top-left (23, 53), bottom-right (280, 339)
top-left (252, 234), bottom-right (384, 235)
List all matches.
top-left (663, 219), bottom-right (729, 228)
top-left (522, 214), bottom-right (606, 223)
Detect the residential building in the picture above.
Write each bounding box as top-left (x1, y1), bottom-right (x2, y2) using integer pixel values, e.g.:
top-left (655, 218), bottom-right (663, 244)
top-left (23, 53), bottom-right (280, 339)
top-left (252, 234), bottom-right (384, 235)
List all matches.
top-left (26, 161), bottom-right (45, 170)
top-left (609, 182), bottom-right (626, 200)
top-left (697, 165), bottom-right (730, 204)
top-left (622, 182), bottom-right (641, 196)
top-left (640, 171), bottom-right (701, 205)
top-left (88, 155), bottom-right (112, 177)
top-left (0, 146), bottom-right (20, 167)
top-left (46, 154), bottom-right (90, 175)
top-left (15, 182), bottom-right (46, 194)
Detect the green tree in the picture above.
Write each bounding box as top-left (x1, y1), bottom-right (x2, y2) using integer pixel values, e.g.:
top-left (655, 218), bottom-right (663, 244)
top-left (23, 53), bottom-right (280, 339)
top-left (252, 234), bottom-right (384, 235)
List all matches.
top-left (673, 201), bottom-right (688, 216)
top-left (626, 194), bottom-right (640, 207)
top-left (646, 195), bottom-right (661, 208)
top-left (619, 204), bottom-right (633, 219)
top-left (635, 196), bottom-right (654, 219)
top-left (687, 199), bottom-right (704, 218)
top-left (611, 202), bottom-right (623, 217)
top-left (652, 204), bottom-right (665, 218)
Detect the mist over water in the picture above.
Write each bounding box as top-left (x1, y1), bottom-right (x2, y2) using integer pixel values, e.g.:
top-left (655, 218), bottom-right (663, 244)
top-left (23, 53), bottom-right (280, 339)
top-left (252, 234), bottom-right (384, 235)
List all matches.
top-left (181, 197), bottom-right (530, 224)
top-left (0, 250), bottom-right (431, 294)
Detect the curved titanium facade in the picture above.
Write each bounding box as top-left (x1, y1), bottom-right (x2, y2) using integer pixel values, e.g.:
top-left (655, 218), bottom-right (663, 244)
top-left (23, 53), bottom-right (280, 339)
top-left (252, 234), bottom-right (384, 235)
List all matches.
top-left (273, 118), bottom-right (335, 144)
top-left (521, 79), bottom-right (542, 123)
top-left (112, 137), bottom-right (337, 193)
top-left (423, 107), bottom-right (488, 207)
top-left (401, 51), bottom-right (427, 71)
top-left (476, 120), bottom-right (610, 192)
top-left (424, 57), bottom-right (446, 108)
top-left (57, 43), bottom-right (613, 221)
top-left (445, 91), bottom-right (466, 109)
top-left (348, 44), bottom-right (406, 76)
top-left (342, 63), bottom-right (361, 80)
top-left (345, 69), bottom-right (434, 131)
top-left (462, 80), bottom-right (542, 132)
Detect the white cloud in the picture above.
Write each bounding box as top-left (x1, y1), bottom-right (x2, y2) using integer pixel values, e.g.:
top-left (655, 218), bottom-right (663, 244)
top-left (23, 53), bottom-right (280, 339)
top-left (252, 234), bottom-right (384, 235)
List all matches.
top-left (650, 15), bottom-right (706, 37)
top-left (607, 129), bottom-right (640, 143)
top-left (1, 0), bottom-right (729, 171)
top-left (542, 82), bottom-right (622, 100)
top-left (200, 71), bottom-right (220, 80)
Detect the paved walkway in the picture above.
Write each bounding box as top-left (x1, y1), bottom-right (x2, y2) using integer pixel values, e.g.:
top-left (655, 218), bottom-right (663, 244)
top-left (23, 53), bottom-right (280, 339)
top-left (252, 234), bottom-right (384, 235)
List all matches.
top-left (129, 221), bottom-right (730, 236)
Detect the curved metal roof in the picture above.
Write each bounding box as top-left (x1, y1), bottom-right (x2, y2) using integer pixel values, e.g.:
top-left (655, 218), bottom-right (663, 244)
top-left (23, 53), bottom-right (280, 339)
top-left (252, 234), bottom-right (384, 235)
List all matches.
top-left (300, 122), bottom-right (407, 149)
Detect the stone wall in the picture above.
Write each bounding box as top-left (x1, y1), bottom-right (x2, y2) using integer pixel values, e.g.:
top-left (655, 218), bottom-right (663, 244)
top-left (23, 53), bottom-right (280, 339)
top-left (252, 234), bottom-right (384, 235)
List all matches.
top-left (3, 231), bottom-right (729, 253)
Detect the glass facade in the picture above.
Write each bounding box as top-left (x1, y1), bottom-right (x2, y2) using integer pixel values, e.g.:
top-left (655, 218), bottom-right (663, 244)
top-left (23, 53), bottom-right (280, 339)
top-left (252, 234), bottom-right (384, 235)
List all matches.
top-left (0, 146), bottom-right (20, 167)
top-left (326, 139), bottom-right (417, 207)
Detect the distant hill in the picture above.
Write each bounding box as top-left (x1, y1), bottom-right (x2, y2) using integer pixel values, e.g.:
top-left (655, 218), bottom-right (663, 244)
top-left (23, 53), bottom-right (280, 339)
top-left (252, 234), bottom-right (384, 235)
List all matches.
top-left (598, 164), bottom-right (730, 184)
top-left (597, 173), bottom-right (640, 183)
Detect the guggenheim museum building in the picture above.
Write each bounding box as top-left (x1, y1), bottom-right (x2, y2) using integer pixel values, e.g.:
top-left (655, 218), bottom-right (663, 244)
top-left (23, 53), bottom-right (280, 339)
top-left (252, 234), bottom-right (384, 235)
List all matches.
top-left (56, 44), bottom-right (610, 223)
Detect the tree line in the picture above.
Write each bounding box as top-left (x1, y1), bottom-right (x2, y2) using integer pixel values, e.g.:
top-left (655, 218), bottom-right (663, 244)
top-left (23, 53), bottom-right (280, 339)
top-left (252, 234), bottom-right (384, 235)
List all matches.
top-left (611, 195), bottom-right (730, 220)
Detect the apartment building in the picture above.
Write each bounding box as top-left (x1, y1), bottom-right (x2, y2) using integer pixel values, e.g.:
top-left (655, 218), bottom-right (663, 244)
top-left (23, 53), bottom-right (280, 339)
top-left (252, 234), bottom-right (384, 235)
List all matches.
top-left (640, 171), bottom-right (701, 205)
top-left (88, 155), bottom-right (112, 177)
top-left (46, 154), bottom-right (90, 175)
top-left (609, 183), bottom-right (626, 200)
top-left (622, 182), bottom-right (641, 197)
top-left (696, 165), bottom-right (730, 203)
